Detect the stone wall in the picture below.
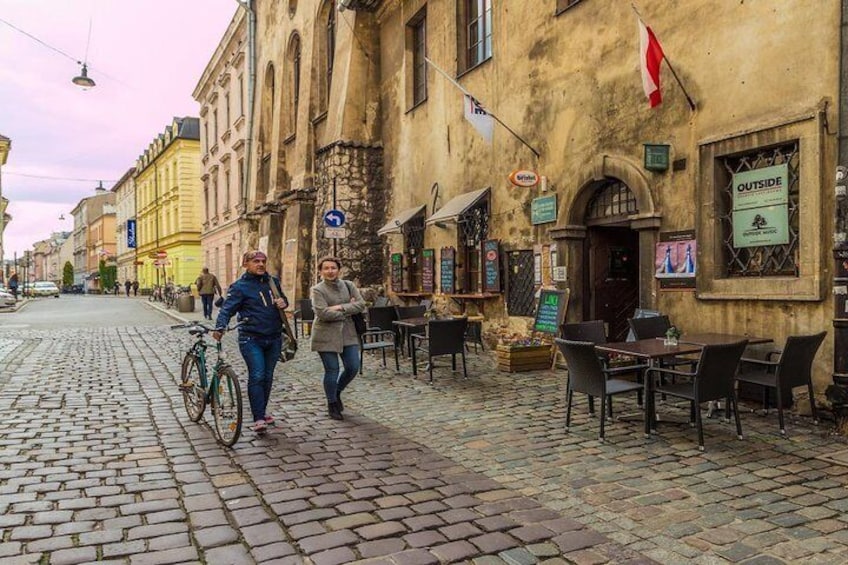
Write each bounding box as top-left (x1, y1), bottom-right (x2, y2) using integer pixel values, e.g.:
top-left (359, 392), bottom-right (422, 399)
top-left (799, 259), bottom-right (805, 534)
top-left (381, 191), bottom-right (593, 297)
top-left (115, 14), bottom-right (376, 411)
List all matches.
top-left (314, 142), bottom-right (385, 286)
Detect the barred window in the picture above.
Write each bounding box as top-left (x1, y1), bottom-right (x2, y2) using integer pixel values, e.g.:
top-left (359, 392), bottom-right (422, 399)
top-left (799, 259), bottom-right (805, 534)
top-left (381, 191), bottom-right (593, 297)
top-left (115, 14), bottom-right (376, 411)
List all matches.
top-left (717, 142), bottom-right (800, 277)
top-left (409, 11), bottom-right (427, 106)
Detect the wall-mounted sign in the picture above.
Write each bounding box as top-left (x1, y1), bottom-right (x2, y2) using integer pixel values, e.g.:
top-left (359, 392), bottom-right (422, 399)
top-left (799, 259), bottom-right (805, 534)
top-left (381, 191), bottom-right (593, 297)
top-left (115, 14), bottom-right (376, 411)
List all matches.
top-left (390, 253), bottom-right (404, 292)
top-left (531, 194), bottom-right (557, 225)
top-left (482, 240), bottom-right (501, 292)
top-left (422, 249), bottom-right (435, 293)
top-left (552, 266), bottom-right (567, 282)
top-left (323, 209), bottom-right (346, 227)
top-left (440, 247), bottom-right (455, 294)
top-left (533, 288), bottom-right (569, 335)
top-left (508, 169), bottom-right (540, 187)
top-left (644, 144), bottom-right (670, 172)
top-left (127, 219), bottom-right (137, 249)
top-left (732, 205), bottom-right (789, 248)
top-left (324, 227), bottom-right (347, 239)
top-left (732, 164), bottom-right (789, 211)
top-left (655, 230), bottom-right (696, 290)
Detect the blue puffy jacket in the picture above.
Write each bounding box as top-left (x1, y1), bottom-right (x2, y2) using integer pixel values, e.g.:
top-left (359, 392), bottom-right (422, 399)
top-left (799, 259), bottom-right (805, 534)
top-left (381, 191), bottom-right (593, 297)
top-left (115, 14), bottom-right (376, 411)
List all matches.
top-left (215, 272), bottom-right (289, 338)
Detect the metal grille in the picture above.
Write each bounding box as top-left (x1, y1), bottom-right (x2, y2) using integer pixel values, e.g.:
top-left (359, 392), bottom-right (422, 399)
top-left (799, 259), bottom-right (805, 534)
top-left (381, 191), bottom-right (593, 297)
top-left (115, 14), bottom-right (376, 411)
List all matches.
top-left (585, 179), bottom-right (638, 222)
top-left (507, 250), bottom-right (536, 317)
top-left (403, 216), bottom-right (425, 252)
top-left (458, 200), bottom-right (489, 247)
top-left (718, 142), bottom-right (800, 277)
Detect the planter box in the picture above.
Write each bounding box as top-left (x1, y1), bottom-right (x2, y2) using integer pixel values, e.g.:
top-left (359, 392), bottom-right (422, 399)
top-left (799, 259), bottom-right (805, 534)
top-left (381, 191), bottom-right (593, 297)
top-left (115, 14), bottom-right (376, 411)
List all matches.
top-left (496, 344), bottom-right (552, 372)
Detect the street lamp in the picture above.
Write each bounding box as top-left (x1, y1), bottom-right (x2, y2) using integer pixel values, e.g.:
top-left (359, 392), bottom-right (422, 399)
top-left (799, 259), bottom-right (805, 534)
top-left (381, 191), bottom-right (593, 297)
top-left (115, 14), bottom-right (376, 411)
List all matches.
top-left (72, 62), bottom-right (96, 89)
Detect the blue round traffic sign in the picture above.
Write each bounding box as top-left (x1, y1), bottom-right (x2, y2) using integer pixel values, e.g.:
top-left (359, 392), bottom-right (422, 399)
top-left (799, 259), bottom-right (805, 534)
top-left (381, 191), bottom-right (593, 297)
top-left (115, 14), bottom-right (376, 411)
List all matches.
top-left (323, 209), bottom-right (346, 227)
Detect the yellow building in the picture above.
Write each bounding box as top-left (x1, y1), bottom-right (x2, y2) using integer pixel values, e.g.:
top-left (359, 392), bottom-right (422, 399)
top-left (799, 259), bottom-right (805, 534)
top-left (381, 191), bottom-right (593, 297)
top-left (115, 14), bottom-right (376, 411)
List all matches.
top-left (134, 117), bottom-right (203, 289)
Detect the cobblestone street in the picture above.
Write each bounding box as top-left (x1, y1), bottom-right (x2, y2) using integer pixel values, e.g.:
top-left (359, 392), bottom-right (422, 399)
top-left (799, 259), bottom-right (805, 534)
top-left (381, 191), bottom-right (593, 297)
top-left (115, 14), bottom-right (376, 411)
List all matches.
top-left (1, 296), bottom-right (848, 564)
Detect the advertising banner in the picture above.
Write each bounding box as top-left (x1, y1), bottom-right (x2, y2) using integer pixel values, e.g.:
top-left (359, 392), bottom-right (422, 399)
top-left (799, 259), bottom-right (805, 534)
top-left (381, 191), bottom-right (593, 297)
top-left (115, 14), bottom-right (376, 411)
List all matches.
top-left (732, 205), bottom-right (789, 248)
top-left (655, 230), bottom-right (696, 290)
top-left (732, 163), bottom-right (789, 211)
top-left (127, 219), bottom-right (137, 249)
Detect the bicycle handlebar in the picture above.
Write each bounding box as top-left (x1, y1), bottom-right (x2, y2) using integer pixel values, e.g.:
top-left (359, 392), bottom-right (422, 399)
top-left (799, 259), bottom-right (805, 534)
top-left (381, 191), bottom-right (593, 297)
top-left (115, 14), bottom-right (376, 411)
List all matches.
top-left (170, 317), bottom-right (251, 334)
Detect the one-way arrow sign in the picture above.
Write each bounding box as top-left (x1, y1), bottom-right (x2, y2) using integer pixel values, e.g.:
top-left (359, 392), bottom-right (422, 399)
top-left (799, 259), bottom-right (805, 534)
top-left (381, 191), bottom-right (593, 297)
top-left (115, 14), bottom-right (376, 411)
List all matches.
top-left (323, 209), bottom-right (346, 227)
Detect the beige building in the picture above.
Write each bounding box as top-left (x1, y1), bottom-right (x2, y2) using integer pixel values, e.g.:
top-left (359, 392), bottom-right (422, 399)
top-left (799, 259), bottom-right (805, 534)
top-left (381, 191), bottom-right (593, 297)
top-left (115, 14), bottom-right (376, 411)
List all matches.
top-left (0, 134), bottom-right (11, 278)
top-left (193, 8), bottom-right (247, 289)
top-left (70, 186), bottom-right (116, 291)
top-left (32, 232), bottom-right (70, 284)
top-left (112, 168), bottom-right (137, 285)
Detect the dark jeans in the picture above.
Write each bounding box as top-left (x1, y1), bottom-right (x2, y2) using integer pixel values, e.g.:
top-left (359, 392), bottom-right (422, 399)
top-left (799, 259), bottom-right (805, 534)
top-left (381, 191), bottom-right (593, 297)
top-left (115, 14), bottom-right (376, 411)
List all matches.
top-left (238, 335), bottom-right (282, 423)
top-left (319, 345), bottom-right (361, 403)
top-left (201, 294), bottom-right (214, 318)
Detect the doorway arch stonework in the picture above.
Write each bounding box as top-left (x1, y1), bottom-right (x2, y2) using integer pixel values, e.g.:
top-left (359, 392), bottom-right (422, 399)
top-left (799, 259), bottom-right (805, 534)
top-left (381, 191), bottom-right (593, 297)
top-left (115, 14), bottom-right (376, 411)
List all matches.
top-left (549, 154), bottom-right (662, 321)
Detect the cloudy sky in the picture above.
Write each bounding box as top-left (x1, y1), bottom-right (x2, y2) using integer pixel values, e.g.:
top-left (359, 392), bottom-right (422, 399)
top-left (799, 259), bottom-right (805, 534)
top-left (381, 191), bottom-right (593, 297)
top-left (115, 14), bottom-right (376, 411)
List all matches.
top-left (0, 0), bottom-right (237, 258)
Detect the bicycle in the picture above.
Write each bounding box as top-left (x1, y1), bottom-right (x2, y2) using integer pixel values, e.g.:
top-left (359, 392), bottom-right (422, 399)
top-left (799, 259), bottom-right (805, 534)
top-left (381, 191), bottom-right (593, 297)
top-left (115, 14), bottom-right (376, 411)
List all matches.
top-left (172, 318), bottom-right (249, 447)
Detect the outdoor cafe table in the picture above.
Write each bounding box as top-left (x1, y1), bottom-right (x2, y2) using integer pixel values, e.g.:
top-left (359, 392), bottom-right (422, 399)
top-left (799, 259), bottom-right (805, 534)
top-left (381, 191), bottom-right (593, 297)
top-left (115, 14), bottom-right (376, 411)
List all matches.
top-left (595, 339), bottom-right (703, 437)
top-left (392, 317), bottom-right (430, 357)
top-left (678, 333), bottom-right (772, 346)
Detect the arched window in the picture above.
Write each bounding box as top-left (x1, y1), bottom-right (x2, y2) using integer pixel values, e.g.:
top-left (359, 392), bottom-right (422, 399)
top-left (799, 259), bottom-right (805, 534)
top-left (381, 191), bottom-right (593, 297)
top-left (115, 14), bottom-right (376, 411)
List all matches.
top-left (256, 63), bottom-right (275, 204)
top-left (326, 7), bottom-right (335, 104)
top-left (286, 33), bottom-right (301, 137)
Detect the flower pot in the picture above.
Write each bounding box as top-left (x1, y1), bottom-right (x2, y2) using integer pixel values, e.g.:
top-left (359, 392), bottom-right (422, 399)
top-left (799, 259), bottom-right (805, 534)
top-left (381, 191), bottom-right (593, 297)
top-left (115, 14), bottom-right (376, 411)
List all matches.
top-left (496, 344), bottom-right (552, 373)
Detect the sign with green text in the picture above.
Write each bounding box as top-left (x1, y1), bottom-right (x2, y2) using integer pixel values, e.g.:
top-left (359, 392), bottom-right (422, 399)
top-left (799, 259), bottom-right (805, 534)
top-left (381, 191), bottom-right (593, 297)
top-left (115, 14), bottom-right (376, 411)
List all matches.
top-left (533, 288), bottom-right (569, 335)
top-left (390, 253), bottom-right (404, 292)
top-left (531, 195), bottom-right (557, 225)
top-left (732, 205), bottom-right (789, 248)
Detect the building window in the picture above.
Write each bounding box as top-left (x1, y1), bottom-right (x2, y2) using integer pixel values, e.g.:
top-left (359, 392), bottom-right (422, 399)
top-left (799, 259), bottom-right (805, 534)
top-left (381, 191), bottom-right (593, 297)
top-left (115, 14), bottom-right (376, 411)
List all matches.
top-left (203, 180), bottom-right (210, 222)
top-left (717, 142), bottom-right (800, 277)
top-left (224, 93), bottom-right (230, 128)
top-left (409, 10), bottom-right (427, 106)
top-left (458, 199), bottom-right (489, 293)
top-left (224, 168), bottom-right (231, 211)
top-left (460, 0), bottom-right (492, 72)
top-left (203, 119), bottom-right (209, 152)
top-left (326, 6), bottom-right (335, 104)
top-left (238, 75), bottom-right (245, 117)
top-left (288, 34), bottom-right (302, 136)
top-left (212, 109), bottom-right (218, 142)
top-left (404, 216), bottom-right (426, 291)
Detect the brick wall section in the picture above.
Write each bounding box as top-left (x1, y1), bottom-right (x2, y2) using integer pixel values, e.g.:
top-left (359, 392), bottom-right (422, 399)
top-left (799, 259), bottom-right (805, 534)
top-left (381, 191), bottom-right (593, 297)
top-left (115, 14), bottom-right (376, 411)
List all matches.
top-left (315, 142), bottom-right (385, 286)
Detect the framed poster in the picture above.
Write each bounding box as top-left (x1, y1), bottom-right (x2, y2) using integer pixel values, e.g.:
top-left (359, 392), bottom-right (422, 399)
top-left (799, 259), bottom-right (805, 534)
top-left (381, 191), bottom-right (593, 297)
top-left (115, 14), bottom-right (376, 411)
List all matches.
top-left (655, 230), bottom-right (696, 290)
top-left (482, 240), bottom-right (501, 293)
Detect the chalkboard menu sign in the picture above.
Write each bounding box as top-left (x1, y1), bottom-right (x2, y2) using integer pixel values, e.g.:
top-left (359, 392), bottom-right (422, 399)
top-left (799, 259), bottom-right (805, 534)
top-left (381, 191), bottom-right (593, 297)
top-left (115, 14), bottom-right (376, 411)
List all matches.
top-left (390, 253), bottom-right (404, 292)
top-left (422, 249), bottom-right (435, 293)
top-left (440, 247), bottom-right (455, 294)
top-left (482, 239), bottom-right (501, 292)
top-left (533, 288), bottom-right (569, 335)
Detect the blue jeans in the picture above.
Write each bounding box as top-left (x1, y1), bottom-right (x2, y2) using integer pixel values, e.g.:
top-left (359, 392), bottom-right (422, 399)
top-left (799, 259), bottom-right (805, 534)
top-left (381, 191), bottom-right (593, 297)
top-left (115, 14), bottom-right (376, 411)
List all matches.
top-left (201, 294), bottom-right (214, 318)
top-left (238, 335), bottom-right (282, 422)
top-left (319, 345), bottom-right (361, 403)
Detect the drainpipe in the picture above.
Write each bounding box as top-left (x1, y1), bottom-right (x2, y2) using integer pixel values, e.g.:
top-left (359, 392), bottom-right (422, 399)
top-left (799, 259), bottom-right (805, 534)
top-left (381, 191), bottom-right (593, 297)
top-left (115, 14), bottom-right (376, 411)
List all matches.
top-left (237, 0), bottom-right (256, 216)
top-left (828, 0), bottom-right (848, 416)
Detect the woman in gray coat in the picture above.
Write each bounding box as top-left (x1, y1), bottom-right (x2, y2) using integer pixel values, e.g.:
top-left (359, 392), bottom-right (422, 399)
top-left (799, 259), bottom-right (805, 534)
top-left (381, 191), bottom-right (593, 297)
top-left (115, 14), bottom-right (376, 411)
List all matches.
top-left (310, 256), bottom-right (367, 420)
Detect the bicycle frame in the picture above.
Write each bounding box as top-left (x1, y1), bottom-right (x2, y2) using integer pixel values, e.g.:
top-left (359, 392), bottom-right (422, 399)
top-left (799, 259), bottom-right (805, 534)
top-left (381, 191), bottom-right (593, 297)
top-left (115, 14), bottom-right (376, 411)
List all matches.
top-left (187, 334), bottom-right (232, 407)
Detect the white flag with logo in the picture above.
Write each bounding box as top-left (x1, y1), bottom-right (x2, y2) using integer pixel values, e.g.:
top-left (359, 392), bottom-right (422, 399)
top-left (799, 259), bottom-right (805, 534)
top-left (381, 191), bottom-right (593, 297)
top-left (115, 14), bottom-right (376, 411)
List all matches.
top-left (464, 95), bottom-right (494, 144)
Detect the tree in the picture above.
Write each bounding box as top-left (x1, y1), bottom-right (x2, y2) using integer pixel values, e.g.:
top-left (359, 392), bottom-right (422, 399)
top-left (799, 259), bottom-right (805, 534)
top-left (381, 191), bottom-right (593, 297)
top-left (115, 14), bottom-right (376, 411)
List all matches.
top-left (99, 260), bottom-right (117, 292)
top-left (62, 261), bottom-right (74, 288)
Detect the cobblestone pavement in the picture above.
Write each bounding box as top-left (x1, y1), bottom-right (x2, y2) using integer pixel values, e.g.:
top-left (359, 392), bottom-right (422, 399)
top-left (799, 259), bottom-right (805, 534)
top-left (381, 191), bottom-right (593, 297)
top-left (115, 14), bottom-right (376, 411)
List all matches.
top-left (1, 298), bottom-right (848, 564)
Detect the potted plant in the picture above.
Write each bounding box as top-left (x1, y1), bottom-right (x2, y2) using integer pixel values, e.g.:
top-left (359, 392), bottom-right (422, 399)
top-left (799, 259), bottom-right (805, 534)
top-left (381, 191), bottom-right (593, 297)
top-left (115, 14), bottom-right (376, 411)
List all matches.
top-left (495, 335), bottom-right (553, 373)
top-left (664, 326), bottom-right (681, 346)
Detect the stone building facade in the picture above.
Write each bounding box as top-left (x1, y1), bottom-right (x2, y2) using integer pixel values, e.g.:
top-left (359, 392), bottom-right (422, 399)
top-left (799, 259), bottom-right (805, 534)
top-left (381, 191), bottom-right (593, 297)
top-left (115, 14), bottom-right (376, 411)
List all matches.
top-left (370, 0), bottom-right (840, 392)
top-left (69, 187), bottom-right (116, 291)
top-left (244, 0), bottom-right (386, 300)
top-left (193, 9), bottom-right (248, 289)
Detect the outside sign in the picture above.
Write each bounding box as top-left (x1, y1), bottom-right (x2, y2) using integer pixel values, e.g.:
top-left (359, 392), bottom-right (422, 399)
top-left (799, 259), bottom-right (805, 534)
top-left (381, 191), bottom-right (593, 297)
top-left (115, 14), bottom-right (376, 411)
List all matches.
top-left (323, 209), bottom-right (346, 227)
top-left (531, 195), bottom-right (557, 225)
top-left (644, 144), bottom-right (670, 172)
top-left (324, 227), bottom-right (347, 239)
top-left (390, 253), bottom-right (403, 292)
top-left (732, 206), bottom-right (789, 248)
top-left (533, 288), bottom-right (569, 335)
top-left (127, 219), bottom-right (137, 249)
top-left (732, 164), bottom-right (789, 210)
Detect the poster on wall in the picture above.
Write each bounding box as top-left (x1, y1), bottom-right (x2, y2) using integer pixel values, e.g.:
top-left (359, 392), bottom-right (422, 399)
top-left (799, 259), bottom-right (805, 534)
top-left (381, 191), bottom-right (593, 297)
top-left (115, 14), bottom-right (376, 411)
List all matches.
top-left (655, 230), bottom-right (696, 290)
top-left (482, 240), bottom-right (501, 292)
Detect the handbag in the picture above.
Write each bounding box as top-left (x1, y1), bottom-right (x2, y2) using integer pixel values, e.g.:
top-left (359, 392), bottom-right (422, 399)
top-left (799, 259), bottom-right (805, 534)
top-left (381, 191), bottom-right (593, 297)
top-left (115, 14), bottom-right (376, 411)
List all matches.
top-left (268, 277), bottom-right (298, 362)
top-left (344, 281), bottom-right (367, 336)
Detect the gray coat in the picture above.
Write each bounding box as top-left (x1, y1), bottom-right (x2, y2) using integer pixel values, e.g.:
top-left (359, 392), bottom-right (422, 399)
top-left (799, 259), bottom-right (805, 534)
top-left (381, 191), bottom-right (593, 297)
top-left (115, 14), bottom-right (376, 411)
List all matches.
top-left (310, 279), bottom-right (366, 353)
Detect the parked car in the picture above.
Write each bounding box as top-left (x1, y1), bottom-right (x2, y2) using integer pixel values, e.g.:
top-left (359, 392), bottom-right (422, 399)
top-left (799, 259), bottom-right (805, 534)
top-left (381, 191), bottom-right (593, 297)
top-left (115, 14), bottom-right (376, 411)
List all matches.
top-left (30, 281), bottom-right (60, 298)
top-left (0, 289), bottom-right (15, 307)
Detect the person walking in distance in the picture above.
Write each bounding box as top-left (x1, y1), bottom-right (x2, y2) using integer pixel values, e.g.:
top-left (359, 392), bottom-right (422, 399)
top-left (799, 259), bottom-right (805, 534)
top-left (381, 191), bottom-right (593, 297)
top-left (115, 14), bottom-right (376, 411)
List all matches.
top-left (132, 280), bottom-right (139, 296)
top-left (213, 251), bottom-right (288, 434)
top-left (310, 256), bottom-right (366, 421)
top-left (124, 279), bottom-right (132, 297)
top-left (8, 272), bottom-right (18, 301)
top-left (196, 267), bottom-right (223, 320)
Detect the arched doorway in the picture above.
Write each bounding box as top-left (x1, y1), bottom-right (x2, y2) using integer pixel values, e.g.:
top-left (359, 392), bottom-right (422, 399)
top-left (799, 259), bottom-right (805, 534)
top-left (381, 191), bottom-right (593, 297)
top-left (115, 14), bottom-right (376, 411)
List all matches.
top-left (584, 179), bottom-right (640, 341)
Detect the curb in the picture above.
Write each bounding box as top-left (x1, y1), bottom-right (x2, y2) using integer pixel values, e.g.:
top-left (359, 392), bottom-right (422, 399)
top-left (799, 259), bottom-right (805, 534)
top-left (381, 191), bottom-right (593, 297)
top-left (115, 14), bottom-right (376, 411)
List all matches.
top-left (142, 300), bottom-right (192, 324)
top-left (0, 299), bottom-right (32, 314)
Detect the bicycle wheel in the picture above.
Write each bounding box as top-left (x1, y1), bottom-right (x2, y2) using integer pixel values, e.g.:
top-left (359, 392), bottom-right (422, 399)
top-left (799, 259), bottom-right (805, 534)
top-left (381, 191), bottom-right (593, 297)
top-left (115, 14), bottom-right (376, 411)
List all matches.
top-left (180, 353), bottom-right (206, 422)
top-left (211, 367), bottom-right (242, 447)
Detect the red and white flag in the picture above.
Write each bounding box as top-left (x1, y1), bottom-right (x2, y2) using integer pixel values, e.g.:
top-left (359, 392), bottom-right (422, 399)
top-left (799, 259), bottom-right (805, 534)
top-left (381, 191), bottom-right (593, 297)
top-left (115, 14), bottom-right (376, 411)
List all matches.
top-left (638, 18), bottom-right (665, 108)
top-left (464, 95), bottom-right (494, 144)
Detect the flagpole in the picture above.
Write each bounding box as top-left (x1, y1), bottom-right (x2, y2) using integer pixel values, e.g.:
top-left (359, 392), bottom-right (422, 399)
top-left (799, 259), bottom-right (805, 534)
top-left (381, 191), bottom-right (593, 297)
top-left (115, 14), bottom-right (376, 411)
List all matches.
top-left (631, 4), bottom-right (696, 111)
top-left (424, 56), bottom-right (541, 159)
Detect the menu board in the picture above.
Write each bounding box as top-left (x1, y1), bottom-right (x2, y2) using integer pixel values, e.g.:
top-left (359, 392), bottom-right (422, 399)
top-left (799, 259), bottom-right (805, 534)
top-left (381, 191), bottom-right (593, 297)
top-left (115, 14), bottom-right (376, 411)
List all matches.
top-left (533, 288), bottom-right (569, 335)
top-left (390, 253), bottom-right (403, 292)
top-left (440, 247), bottom-right (455, 294)
top-left (482, 240), bottom-right (501, 292)
top-left (422, 249), bottom-right (435, 293)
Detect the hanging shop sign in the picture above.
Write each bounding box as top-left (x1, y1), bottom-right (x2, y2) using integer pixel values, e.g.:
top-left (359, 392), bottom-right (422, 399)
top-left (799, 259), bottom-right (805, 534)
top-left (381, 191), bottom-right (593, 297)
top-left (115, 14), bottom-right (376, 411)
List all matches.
top-left (508, 169), bottom-right (540, 187)
top-left (655, 230), bottom-right (697, 290)
top-left (127, 219), bottom-right (137, 249)
top-left (732, 205), bottom-right (789, 248)
top-left (531, 195), bottom-right (557, 225)
top-left (732, 164), bottom-right (789, 211)
top-left (643, 144), bottom-right (670, 172)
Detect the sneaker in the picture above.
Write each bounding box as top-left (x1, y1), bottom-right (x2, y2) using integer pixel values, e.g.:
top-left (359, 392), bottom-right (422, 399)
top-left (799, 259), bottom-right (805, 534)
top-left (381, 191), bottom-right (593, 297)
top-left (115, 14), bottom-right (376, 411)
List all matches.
top-left (264, 415), bottom-right (276, 426)
top-left (251, 420), bottom-right (267, 433)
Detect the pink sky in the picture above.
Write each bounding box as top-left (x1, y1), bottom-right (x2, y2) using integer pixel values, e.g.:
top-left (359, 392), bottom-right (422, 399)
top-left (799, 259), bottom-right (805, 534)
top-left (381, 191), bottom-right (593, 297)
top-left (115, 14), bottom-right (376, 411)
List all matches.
top-left (0, 0), bottom-right (237, 258)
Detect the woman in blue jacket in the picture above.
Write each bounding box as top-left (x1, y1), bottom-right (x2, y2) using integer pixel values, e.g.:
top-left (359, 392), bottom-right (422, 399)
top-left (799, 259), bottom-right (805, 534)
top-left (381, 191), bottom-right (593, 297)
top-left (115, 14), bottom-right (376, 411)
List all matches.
top-left (214, 250), bottom-right (288, 433)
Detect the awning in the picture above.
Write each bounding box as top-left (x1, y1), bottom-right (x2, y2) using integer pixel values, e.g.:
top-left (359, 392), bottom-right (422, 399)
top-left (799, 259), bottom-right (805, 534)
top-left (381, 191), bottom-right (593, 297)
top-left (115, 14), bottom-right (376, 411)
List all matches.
top-left (425, 187), bottom-right (490, 225)
top-left (377, 204), bottom-right (426, 236)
